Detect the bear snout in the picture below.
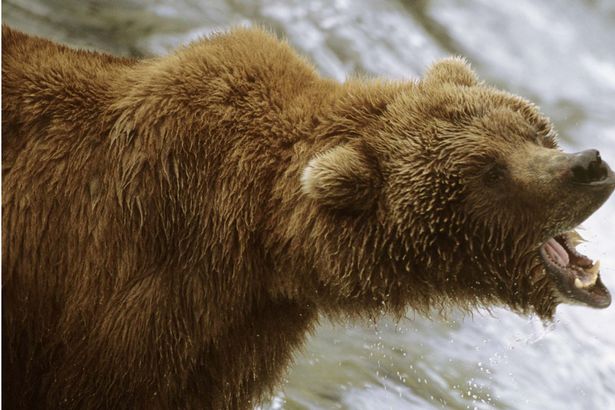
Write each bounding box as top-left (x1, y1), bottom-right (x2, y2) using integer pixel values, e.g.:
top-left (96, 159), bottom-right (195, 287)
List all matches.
top-left (538, 148), bottom-right (615, 190)
top-left (569, 149), bottom-right (614, 186)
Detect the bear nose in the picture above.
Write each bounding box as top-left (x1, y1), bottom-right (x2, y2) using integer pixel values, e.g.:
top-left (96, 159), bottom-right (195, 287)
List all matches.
top-left (570, 149), bottom-right (609, 184)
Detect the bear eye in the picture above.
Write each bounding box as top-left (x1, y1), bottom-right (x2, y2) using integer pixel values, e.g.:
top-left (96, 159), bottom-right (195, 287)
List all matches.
top-left (484, 163), bottom-right (507, 186)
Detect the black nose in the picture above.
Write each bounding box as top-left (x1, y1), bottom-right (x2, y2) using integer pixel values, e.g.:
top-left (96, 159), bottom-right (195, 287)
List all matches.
top-left (570, 149), bottom-right (609, 183)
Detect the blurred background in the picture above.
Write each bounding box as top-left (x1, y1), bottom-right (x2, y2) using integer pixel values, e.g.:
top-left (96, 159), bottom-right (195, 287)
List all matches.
top-left (4, 0), bottom-right (615, 408)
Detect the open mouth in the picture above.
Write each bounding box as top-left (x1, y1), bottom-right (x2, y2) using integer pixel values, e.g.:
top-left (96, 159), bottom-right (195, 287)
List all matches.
top-left (540, 232), bottom-right (611, 308)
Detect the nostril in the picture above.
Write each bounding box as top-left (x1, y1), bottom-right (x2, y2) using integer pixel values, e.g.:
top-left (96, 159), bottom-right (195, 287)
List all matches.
top-left (571, 149), bottom-right (608, 183)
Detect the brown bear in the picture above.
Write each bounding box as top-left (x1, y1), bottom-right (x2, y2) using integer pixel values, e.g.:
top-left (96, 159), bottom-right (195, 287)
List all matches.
top-left (2, 25), bottom-right (615, 410)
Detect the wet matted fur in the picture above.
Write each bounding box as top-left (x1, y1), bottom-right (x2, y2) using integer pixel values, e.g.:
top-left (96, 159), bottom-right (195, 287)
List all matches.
top-left (2, 26), bottom-right (613, 409)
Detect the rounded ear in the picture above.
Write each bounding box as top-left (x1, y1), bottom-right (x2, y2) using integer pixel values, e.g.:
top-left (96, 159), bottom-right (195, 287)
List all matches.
top-left (423, 56), bottom-right (479, 87)
top-left (301, 143), bottom-right (380, 210)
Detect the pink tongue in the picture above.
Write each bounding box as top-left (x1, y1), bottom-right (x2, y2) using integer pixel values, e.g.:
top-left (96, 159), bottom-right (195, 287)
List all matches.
top-left (544, 238), bottom-right (570, 266)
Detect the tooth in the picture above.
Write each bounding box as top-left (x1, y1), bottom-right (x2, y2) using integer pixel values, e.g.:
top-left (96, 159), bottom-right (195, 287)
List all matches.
top-left (568, 231), bottom-right (585, 246)
top-left (574, 261), bottom-right (600, 289)
top-left (587, 260), bottom-right (601, 275)
top-left (586, 273), bottom-right (598, 287)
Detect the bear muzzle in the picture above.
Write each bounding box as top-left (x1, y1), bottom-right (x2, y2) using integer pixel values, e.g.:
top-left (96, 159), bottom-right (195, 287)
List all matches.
top-left (569, 149), bottom-right (615, 186)
top-left (536, 149), bottom-right (614, 309)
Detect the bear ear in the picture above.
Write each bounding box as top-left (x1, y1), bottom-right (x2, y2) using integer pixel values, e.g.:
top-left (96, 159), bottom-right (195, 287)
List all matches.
top-left (423, 57), bottom-right (479, 87)
top-left (301, 143), bottom-right (380, 211)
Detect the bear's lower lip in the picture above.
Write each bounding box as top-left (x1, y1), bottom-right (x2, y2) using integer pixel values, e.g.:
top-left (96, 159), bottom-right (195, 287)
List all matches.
top-left (539, 232), bottom-right (611, 308)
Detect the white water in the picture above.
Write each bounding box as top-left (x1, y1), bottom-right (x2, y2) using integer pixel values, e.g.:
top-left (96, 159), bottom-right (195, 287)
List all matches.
top-left (4, 0), bottom-right (615, 408)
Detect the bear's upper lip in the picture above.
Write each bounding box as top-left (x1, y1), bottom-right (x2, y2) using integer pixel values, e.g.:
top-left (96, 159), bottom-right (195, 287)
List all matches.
top-left (539, 232), bottom-right (611, 308)
top-left (570, 170), bottom-right (615, 187)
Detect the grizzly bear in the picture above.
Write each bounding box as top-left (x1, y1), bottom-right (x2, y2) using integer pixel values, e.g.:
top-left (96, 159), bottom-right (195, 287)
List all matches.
top-left (2, 25), bottom-right (615, 409)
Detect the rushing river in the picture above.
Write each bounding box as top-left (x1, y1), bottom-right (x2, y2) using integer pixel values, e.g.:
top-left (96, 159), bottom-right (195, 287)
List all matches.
top-left (4, 0), bottom-right (615, 408)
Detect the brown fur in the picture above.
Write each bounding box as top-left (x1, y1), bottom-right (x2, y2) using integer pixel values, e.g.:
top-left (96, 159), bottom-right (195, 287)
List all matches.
top-left (1, 25), bottom-right (607, 409)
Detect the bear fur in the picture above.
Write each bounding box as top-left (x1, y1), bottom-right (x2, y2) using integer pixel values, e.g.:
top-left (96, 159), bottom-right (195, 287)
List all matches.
top-left (2, 26), bottom-right (613, 409)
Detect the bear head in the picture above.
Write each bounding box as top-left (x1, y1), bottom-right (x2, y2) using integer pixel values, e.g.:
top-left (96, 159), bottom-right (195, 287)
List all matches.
top-left (300, 58), bottom-right (615, 320)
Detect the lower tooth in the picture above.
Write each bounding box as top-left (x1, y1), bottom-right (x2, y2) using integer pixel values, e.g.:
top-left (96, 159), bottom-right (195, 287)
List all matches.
top-left (574, 269), bottom-right (599, 289)
top-left (587, 260), bottom-right (601, 275)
